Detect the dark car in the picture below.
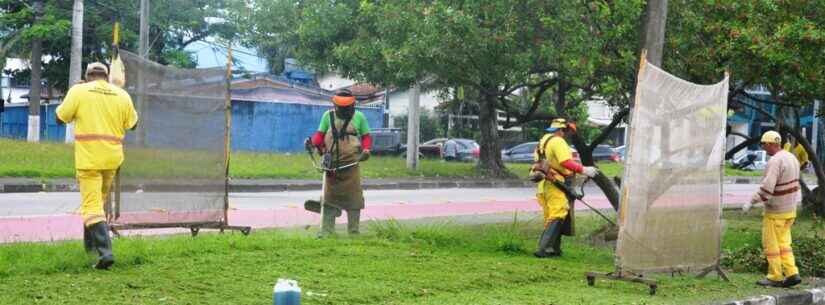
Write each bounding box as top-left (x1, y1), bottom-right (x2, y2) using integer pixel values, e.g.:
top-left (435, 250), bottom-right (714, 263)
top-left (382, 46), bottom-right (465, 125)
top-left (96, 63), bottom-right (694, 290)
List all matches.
top-left (369, 128), bottom-right (403, 155)
top-left (502, 141), bottom-right (581, 163)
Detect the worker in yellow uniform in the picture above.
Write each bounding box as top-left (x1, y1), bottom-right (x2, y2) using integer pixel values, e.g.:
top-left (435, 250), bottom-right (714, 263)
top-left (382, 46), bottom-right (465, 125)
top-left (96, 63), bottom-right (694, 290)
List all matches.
top-left (743, 131), bottom-right (802, 287)
top-left (56, 62), bottom-right (138, 270)
top-left (783, 139), bottom-right (809, 171)
top-left (529, 118), bottom-right (599, 258)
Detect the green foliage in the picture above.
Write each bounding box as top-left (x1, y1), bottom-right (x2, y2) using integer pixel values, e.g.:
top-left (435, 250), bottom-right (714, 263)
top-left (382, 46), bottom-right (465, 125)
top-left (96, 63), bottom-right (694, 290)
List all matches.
top-left (236, 0), bottom-right (645, 175)
top-left (723, 235), bottom-right (825, 278)
top-left (668, 0), bottom-right (825, 107)
top-left (0, 0), bottom-right (232, 93)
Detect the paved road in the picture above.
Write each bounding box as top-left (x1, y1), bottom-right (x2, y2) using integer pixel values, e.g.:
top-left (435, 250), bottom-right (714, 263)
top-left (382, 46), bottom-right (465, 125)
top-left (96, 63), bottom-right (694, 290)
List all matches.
top-left (0, 184), bottom-right (767, 242)
top-left (0, 184), bottom-right (764, 216)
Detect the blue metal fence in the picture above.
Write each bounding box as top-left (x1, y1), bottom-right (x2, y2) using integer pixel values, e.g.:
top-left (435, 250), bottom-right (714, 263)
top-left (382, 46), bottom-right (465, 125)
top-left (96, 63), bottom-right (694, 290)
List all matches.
top-left (231, 100), bottom-right (384, 152)
top-left (1, 101), bottom-right (383, 153)
top-left (0, 104), bottom-right (65, 142)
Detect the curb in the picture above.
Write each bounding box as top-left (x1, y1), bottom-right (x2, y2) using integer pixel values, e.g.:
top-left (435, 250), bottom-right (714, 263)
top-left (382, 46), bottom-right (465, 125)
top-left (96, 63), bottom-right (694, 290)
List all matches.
top-left (0, 176), bottom-right (768, 193)
top-left (715, 287), bottom-right (824, 305)
top-left (0, 179), bottom-right (536, 193)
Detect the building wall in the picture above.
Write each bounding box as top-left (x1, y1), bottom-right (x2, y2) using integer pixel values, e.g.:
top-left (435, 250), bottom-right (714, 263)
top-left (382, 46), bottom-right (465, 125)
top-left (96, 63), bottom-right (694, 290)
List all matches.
top-left (386, 89), bottom-right (441, 127)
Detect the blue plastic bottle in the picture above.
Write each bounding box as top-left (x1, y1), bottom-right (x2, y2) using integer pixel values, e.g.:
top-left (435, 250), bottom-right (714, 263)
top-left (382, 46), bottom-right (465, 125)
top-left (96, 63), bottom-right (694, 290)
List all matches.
top-left (273, 279), bottom-right (301, 305)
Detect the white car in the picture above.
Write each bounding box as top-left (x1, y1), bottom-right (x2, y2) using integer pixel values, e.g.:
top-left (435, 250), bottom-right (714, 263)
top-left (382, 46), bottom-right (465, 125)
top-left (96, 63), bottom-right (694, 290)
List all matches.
top-left (730, 150), bottom-right (769, 171)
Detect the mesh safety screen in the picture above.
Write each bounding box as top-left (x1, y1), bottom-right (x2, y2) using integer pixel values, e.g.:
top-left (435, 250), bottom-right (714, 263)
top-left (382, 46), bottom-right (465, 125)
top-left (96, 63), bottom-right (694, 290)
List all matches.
top-left (616, 62), bottom-right (729, 273)
top-left (111, 50), bottom-right (228, 226)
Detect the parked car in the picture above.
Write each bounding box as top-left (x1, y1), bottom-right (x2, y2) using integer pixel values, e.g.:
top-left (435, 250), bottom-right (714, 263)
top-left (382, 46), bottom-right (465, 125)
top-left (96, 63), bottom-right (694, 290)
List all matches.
top-left (730, 150), bottom-right (769, 171)
top-left (501, 141), bottom-right (581, 163)
top-left (614, 145), bottom-right (626, 161)
top-left (501, 142), bottom-right (538, 163)
top-left (591, 144), bottom-right (621, 162)
top-left (369, 128), bottom-right (404, 155)
top-left (400, 138), bottom-right (480, 161)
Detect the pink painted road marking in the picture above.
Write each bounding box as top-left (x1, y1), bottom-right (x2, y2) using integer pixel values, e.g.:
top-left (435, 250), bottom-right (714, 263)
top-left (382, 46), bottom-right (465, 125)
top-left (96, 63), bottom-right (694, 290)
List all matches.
top-left (0, 194), bottom-right (748, 243)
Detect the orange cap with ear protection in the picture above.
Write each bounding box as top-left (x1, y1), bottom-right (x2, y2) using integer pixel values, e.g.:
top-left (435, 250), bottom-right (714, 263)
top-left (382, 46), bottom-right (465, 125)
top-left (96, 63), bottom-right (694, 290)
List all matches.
top-left (332, 95), bottom-right (355, 106)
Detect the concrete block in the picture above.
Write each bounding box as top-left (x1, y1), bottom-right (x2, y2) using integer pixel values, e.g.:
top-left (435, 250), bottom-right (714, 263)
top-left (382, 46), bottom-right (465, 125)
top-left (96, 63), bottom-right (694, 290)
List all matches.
top-left (810, 288), bottom-right (825, 305)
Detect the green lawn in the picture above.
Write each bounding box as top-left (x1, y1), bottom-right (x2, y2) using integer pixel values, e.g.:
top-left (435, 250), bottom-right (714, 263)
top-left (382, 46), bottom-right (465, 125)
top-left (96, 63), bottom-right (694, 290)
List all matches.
top-left (0, 138), bottom-right (763, 179)
top-left (1, 212), bottom-right (817, 305)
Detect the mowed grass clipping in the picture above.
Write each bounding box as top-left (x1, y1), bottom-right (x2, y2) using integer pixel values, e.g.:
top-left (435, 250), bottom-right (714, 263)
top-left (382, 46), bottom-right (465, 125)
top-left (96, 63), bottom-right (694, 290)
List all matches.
top-left (0, 138), bottom-right (763, 180)
top-left (0, 212), bottom-right (814, 305)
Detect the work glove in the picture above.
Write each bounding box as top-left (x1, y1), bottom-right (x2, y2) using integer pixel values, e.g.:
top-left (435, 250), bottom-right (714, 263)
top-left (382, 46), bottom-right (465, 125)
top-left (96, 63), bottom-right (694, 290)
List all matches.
top-left (528, 171), bottom-right (545, 183)
top-left (304, 137), bottom-right (313, 151)
top-left (582, 166), bottom-right (599, 178)
top-left (359, 150), bottom-right (371, 162)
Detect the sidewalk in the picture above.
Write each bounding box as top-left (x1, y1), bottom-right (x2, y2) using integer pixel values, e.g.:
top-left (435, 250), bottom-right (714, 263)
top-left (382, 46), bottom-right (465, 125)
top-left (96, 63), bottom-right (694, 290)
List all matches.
top-left (0, 176), bottom-right (767, 193)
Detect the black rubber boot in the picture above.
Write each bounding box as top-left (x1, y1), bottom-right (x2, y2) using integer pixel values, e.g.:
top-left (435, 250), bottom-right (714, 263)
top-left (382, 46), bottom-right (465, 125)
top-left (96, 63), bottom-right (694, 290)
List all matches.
top-left (783, 274), bottom-right (802, 287)
top-left (318, 208), bottom-right (338, 238)
top-left (304, 200), bottom-right (342, 217)
top-left (88, 222), bottom-right (114, 270)
top-left (756, 278), bottom-right (783, 287)
top-left (83, 226), bottom-right (94, 253)
top-left (550, 220), bottom-right (564, 256)
top-left (534, 225), bottom-right (554, 258)
top-left (347, 209), bottom-right (361, 235)
top-left (534, 221), bottom-right (563, 258)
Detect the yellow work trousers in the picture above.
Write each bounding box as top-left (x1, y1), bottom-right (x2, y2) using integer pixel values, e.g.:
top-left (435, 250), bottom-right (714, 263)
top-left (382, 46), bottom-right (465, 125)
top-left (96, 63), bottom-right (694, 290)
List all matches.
top-left (77, 169), bottom-right (115, 227)
top-left (762, 216), bottom-right (799, 281)
top-left (537, 182), bottom-right (569, 227)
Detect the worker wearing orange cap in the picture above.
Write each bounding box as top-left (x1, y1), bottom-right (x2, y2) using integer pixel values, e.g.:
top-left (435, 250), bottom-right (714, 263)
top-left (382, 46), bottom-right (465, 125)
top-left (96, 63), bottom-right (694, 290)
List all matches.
top-left (305, 89), bottom-right (372, 236)
top-left (529, 118), bottom-right (599, 257)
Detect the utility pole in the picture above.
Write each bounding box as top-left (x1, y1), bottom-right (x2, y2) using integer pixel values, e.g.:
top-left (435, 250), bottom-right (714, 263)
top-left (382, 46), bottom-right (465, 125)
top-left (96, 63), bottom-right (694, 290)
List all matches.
top-left (27, 0), bottom-right (44, 143)
top-left (136, 0), bottom-right (149, 145)
top-left (406, 84), bottom-right (421, 170)
top-left (66, 0), bottom-right (84, 143)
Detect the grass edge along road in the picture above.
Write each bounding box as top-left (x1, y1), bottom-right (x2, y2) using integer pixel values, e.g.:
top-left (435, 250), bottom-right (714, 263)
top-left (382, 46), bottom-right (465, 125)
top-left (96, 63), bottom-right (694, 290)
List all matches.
top-left (1, 211), bottom-right (819, 305)
top-left (1, 138), bottom-right (758, 180)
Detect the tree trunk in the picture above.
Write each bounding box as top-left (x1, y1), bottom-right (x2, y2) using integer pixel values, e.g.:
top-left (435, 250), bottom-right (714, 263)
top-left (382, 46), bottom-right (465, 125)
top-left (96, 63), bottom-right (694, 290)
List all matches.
top-left (570, 132), bottom-right (621, 211)
top-left (66, 0), bottom-right (84, 143)
top-left (476, 92), bottom-right (510, 177)
top-left (725, 136), bottom-right (760, 159)
top-left (640, 0), bottom-right (669, 67)
top-left (27, 0), bottom-right (44, 143)
top-left (779, 125), bottom-right (825, 214)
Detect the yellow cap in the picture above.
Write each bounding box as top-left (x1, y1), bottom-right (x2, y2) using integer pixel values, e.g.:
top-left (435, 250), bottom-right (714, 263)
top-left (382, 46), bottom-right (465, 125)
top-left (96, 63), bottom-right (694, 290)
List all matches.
top-left (761, 130), bottom-right (781, 144)
top-left (549, 118), bottom-right (567, 129)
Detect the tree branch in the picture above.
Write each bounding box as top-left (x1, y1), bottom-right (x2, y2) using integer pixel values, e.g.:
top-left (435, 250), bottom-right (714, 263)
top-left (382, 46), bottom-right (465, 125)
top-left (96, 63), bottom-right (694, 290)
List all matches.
top-left (735, 90), bottom-right (801, 108)
top-left (732, 98), bottom-right (777, 122)
top-left (588, 108), bottom-right (629, 151)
